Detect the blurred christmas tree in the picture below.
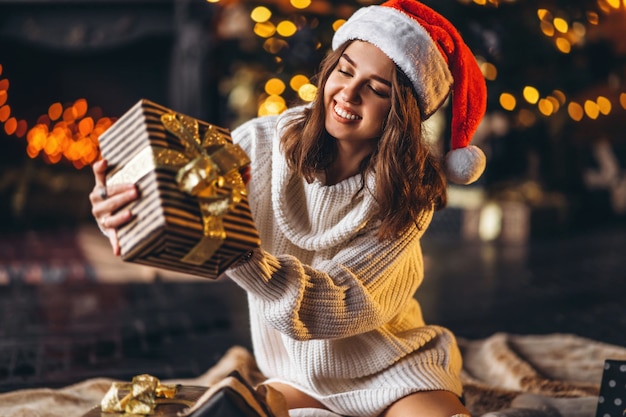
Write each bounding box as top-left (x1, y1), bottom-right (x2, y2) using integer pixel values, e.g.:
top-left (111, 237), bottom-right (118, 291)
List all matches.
top-left (217, 0), bottom-right (626, 223)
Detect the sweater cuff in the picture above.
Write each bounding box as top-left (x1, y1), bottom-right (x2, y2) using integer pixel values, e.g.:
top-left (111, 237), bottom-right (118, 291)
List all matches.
top-left (228, 247), bottom-right (265, 273)
top-left (225, 248), bottom-right (286, 297)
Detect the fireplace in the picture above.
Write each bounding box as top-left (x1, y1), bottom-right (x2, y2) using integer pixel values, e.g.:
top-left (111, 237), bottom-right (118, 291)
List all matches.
top-left (0, 0), bottom-right (223, 229)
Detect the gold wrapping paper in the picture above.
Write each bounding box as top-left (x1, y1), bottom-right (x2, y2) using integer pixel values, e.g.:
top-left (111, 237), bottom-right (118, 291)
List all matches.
top-left (98, 99), bottom-right (260, 279)
top-left (100, 374), bottom-right (196, 415)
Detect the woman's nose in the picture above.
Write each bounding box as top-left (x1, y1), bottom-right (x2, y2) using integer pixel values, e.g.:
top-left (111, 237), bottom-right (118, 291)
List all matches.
top-left (340, 81), bottom-right (361, 103)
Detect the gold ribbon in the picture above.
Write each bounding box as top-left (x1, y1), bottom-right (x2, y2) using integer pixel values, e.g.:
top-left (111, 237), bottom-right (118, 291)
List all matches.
top-left (101, 374), bottom-right (185, 415)
top-left (108, 112), bottom-right (250, 266)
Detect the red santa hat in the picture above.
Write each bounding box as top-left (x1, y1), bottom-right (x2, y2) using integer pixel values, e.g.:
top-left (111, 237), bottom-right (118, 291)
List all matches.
top-left (332, 0), bottom-right (487, 185)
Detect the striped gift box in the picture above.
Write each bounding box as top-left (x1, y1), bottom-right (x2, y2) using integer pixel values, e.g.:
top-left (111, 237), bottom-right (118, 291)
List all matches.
top-left (98, 99), bottom-right (260, 279)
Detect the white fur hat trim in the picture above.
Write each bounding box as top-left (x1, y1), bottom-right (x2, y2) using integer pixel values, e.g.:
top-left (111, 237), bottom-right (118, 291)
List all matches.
top-left (332, 6), bottom-right (453, 119)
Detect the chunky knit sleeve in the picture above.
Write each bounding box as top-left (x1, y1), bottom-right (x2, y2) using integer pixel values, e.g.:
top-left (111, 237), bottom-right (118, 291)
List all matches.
top-left (226, 210), bottom-right (432, 341)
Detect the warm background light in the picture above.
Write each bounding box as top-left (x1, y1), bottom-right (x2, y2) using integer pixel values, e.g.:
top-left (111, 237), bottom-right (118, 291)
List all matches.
top-left (290, 0), bottom-right (311, 10)
top-left (1, 0), bottom-right (625, 171)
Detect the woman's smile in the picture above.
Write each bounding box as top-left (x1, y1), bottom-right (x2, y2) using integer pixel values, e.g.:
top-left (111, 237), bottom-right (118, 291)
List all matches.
top-left (333, 102), bottom-right (362, 121)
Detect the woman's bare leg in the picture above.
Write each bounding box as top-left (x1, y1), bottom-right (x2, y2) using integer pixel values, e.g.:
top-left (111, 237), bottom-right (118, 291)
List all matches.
top-left (381, 390), bottom-right (470, 417)
top-left (268, 382), bottom-right (328, 411)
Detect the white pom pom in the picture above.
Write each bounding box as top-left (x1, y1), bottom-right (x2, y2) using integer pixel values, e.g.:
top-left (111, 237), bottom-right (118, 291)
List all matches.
top-left (445, 145), bottom-right (487, 185)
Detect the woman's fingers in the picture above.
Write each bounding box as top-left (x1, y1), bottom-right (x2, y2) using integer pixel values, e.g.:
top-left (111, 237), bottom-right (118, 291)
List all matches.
top-left (90, 158), bottom-right (139, 255)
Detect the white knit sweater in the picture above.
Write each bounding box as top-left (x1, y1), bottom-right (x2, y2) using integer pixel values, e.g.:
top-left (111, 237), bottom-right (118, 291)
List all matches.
top-left (226, 106), bottom-right (463, 417)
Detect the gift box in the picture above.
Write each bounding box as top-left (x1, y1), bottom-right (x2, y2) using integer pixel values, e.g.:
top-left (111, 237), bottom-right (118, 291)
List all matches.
top-left (98, 99), bottom-right (260, 279)
top-left (84, 371), bottom-right (284, 417)
top-left (595, 359), bottom-right (626, 417)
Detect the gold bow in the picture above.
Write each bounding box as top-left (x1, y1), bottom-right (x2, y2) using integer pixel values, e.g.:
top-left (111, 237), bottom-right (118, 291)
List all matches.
top-left (101, 374), bottom-right (186, 414)
top-left (160, 112), bottom-right (250, 265)
top-left (106, 111), bottom-right (250, 266)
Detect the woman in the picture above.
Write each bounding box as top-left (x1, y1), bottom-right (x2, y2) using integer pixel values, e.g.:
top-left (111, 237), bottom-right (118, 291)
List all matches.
top-left (90, 1), bottom-right (487, 416)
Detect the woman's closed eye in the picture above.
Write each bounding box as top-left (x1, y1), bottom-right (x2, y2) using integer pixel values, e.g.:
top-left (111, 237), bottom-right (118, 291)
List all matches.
top-left (369, 84), bottom-right (389, 98)
top-left (338, 68), bottom-right (353, 77)
top-left (337, 68), bottom-right (389, 97)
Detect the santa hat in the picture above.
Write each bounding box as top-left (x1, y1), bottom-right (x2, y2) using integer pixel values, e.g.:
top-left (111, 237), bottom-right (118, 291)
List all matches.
top-left (332, 0), bottom-right (487, 185)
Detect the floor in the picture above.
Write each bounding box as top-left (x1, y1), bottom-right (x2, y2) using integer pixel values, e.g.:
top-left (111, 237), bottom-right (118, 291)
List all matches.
top-left (0, 212), bottom-right (625, 393)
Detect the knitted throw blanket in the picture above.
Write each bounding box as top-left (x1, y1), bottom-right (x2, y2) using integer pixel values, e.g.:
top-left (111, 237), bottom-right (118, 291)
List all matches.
top-left (0, 332), bottom-right (624, 417)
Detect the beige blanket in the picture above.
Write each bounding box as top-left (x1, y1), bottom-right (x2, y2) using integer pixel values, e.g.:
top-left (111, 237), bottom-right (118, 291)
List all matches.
top-left (1, 332), bottom-right (624, 417)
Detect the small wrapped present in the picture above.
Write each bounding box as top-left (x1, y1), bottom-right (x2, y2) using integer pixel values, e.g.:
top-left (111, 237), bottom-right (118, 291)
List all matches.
top-left (98, 99), bottom-right (260, 279)
top-left (595, 359), bottom-right (626, 417)
top-left (87, 374), bottom-right (206, 417)
top-left (88, 371), bottom-right (286, 417)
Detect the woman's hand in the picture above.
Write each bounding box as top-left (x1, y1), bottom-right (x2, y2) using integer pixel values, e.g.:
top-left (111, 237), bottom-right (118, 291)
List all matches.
top-left (89, 159), bottom-right (139, 256)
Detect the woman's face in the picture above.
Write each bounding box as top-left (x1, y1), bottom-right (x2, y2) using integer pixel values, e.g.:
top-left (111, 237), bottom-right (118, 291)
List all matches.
top-left (323, 41), bottom-right (394, 146)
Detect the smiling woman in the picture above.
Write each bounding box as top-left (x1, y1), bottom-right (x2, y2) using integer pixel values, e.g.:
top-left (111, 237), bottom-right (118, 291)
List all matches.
top-left (323, 41), bottom-right (394, 181)
top-left (89, 1), bottom-right (487, 416)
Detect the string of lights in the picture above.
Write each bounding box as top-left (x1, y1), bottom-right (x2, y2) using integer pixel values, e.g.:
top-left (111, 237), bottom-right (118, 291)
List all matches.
top-left (0, 0), bottom-right (625, 169)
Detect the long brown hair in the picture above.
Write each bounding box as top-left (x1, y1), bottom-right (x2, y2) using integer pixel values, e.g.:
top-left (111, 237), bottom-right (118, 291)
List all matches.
top-left (281, 40), bottom-right (448, 240)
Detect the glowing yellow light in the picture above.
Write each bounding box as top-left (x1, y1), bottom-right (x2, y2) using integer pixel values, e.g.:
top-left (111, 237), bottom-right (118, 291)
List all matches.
top-left (27, 143), bottom-right (40, 159)
top-left (523, 86), bottom-right (540, 104)
top-left (47, 151), bottom-right (62, 164)
top-left (584, 100), bottom-right (599, 119)
top-left (473, 0), bottom-right (487, 5)
top-left (206, 0), bottom-right (220, 3)
top-left (597, 96), bottom-right (612, 115)
top-left (27, 124), bottom-right (48, 150)
top-left (276, 20), bottom-right (297, 37)
top-left (290, 74), bottom-right (310, 92)
top-left (537, 8), bottom-right (552, 21)
top-left (572, 22), bottom-right (586, 38)
top-left (568, 102), bottom-right (584, 121)
top-left (538, 98), bottom-right (554, 116)
top-left (45, 128), bottom-right (62, 155)
top-left (546, 96), bottom-right (561, 112)
top-left (298, 83), bottom-right (318, 102)
top-left (263, 38), bottom-right (288, 54)
top-left (63, 106), bottom-right (78, 123)
top-left (620, 92), bottom-right (626, 109)
top-left (251, 6), bottom-right (272, 23)
top-left (258, 95), bottom-right (287, 116)
top-left (332, 19), bottom-right (346, 32)
top-left (555, 37), bottom-right (571, 53)
top-left (480, 62), bottom-right (497, 81)
top-left (95, 117), bottom-right (113, 135)
top-left (606, 0), bottom-right (620, 8)
top-left (290, 0), bottom-right (311, 9)
top-left (553, 17), bottom-right (569, 33)
top-left (78, 117), bottom-right (94, 136)
top-left (499, 93), bottom-right (517, 111)
top-left (478, 202), bottom-right (502, 241)
top-left (587, 11), bottom-right (599, 25)
top-left (540, 21), bottom-right (555, 37)
top-left (64, 142), bottom-right (79, 161)
top-left (254, 22), bottom-right (276, 38)
top-left (552, 89), bottom-right (566, 104)
top-left (265, 78), bottom-right (286, 96)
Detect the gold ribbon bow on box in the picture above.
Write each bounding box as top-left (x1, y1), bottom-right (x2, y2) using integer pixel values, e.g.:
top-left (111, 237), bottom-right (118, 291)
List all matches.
top-left (107, 112), bottom-right (250, 265)
top-left (100, 374), bottom-right (186, 415)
